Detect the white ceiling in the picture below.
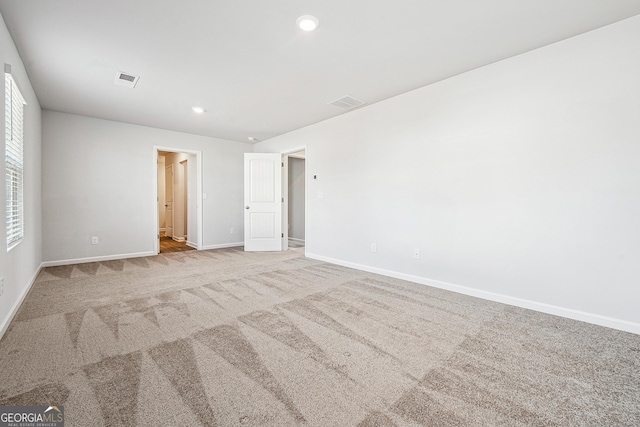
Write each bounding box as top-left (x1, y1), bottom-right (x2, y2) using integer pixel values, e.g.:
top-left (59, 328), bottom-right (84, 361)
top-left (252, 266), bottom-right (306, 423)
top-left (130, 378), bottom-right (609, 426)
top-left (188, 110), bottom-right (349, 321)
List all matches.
top-left (1, 1), bottom-right (639, 143)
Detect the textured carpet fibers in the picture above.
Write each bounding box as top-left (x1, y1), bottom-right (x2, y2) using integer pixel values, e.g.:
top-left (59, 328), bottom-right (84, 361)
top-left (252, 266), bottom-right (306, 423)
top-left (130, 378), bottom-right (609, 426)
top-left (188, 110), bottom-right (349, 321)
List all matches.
top-left (0, 248), bottom-right (638, 426)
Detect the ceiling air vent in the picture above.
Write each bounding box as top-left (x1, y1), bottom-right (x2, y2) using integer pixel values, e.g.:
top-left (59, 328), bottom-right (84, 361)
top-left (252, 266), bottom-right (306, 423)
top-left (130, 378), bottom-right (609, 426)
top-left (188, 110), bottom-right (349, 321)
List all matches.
top-left (114, 71), bottom-right (139, 88)
top-left (328, 95), bottom-right (365, 110)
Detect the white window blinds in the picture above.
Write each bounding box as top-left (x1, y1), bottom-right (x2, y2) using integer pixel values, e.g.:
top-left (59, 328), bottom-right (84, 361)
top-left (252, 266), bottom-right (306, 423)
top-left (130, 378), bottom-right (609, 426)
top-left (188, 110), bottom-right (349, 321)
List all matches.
top-left (5, 71), bottom-right (26, 249)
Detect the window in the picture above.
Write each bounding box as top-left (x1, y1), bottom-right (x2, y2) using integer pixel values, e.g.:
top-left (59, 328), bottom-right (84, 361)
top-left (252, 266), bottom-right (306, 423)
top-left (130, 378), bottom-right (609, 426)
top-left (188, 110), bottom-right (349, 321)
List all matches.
top-left (5, 70), bottom-right (26, 250)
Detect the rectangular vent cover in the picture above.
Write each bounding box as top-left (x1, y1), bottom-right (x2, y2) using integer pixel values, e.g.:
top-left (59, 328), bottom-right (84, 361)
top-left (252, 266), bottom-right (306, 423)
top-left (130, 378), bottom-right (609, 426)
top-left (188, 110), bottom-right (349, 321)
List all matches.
top-left (328, 95), bottom-right (365, 110)
top-left (114, 71), bottom-right (139, 88)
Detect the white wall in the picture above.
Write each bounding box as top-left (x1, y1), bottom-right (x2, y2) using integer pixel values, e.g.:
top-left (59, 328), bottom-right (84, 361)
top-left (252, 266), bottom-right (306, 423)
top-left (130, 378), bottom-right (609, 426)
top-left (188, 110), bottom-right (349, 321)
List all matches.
top-left (42, 111), bottom-right (250, 263)
top-left (0, 13), bottom-right (42, 336)
top-left (255, 16), bottom-right (640, 333)
top-left (288, 157), bottom-right (305, 240)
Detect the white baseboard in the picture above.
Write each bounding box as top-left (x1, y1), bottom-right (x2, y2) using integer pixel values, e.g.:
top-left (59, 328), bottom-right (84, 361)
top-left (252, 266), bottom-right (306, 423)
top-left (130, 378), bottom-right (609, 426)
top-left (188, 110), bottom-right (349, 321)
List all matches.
top-left (288, 237), bottom-right (305, 243)
top-left (306, 252), bottom-right (640, 336)
top-left (0, 263), bottom-right (43, 341)
top-left (186, 241), bottom-right (198, 249)
top-left (201, 242), bottom-right (244, 250)
top-left (172, 236), bottom-right (186, 242)
top-left (159, 228), bottom-right (166, 232)
top-left (42, 251), bottom-right (157, 267)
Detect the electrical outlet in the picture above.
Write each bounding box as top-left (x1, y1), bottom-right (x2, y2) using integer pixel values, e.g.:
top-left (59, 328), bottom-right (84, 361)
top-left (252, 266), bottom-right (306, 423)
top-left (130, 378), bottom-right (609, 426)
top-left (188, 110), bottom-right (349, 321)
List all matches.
top-left (413, 248), bottom-right (421, 259)
top-left (230, 227), bottom-right (234, 234)
top-left (371, 243), bottom-right (377, 253)
top-left (91, 236), bottom-right (99, 245)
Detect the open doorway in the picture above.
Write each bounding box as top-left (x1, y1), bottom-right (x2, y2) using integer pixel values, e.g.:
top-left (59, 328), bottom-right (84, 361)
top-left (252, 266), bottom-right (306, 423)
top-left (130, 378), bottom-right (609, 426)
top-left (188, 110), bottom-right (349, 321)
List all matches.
top-left (155, 148), bottom-right (202, 254)
top-left (282, 150), bottom-right (306, 253)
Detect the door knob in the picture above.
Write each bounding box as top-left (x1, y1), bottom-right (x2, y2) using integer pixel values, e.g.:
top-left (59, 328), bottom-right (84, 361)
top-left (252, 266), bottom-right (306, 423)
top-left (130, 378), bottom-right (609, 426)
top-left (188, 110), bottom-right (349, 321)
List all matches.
top-left (245, 206), bottom-right (250, 209)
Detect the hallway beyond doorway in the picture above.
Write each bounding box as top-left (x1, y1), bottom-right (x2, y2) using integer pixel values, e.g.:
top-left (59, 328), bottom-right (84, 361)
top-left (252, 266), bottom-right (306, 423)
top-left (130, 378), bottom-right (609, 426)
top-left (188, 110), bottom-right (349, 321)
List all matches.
top-left (159, 232), bottom-right (195, 253)
top-left (288, 238), bottom-right (304, 253)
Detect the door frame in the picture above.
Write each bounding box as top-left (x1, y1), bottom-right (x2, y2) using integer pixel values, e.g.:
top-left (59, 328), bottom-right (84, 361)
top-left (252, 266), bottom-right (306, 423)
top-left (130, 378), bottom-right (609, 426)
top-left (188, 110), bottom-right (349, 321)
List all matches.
top-left (153, 146), bottom-right (203, 254)
top-left (281, 146), bottom-right (307, 253)
top-left (165, 163), bottom-right (174, 238)
top-left (180, 159), bottom-right (188, 241)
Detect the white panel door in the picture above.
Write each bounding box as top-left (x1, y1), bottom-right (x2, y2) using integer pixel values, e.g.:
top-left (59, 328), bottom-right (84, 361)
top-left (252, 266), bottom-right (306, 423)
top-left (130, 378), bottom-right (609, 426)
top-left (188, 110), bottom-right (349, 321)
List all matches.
top-left (244, 153), bottom-right (282, 251)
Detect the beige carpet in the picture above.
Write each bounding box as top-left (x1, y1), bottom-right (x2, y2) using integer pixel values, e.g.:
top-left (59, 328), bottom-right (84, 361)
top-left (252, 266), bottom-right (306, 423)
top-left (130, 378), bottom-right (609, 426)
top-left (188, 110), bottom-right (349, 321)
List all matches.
top-left (0, 248), bottom-right (638, 426)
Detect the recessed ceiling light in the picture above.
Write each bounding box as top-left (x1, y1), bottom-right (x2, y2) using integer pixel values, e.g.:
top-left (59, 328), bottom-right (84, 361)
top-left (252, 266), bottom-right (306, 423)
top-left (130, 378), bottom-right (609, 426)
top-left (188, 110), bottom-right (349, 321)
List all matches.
top-left (192, 106), bottom-right (205, 113)
top-left (297, 15), bottom-right (319, 31)
top-left (248, 137), bottom-right (259, 142)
